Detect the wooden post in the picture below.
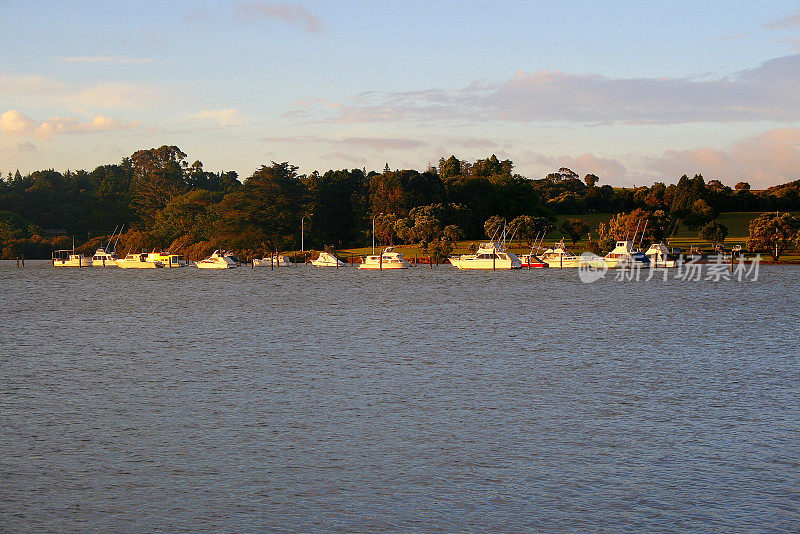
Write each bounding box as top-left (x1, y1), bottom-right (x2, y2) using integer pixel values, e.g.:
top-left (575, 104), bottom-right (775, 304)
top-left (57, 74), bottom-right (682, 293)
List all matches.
top-left (21, 254), bottom-right (24, 268)
top-left (294, 252), bottom-right (297, 267)
top-left (379, 251), bottom-right (383, 270)
top-left (493, 253), bottom-right (496, 271)
top-left (16, 257), bottom-right (20, 268)
top-left (270, 253), bottom-right (274, 270)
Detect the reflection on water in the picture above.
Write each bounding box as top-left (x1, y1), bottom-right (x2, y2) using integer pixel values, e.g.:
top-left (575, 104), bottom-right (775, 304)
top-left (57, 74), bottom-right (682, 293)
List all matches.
top-left (2, 261), bottom-right (799, 532)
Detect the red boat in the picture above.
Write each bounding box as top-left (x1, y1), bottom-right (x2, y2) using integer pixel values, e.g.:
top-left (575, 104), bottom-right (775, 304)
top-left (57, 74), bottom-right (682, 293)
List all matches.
top-left (519, 252), bottom-right (548, 268)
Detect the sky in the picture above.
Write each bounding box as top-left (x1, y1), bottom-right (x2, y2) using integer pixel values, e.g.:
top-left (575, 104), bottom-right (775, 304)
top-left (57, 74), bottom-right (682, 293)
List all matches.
top-left (2, 0), bottom-right (800, 187)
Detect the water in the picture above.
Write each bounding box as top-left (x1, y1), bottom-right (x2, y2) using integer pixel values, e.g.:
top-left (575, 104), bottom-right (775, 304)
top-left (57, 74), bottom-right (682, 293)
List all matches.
top-left (2, 261), bottom-right (799, 532)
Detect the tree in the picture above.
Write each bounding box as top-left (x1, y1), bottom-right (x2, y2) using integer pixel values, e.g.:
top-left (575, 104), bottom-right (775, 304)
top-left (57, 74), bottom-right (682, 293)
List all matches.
top-left (735, 181), bottom-right (751, 192)
top-left (129, 145), bottom-right (189, 226)
top-left (699, 220), bottom-right (728, 248)
top-left (508, 215), bottom-right (538, 246)
top-left (484, 215), bottom-right (505, 240)
top-left (683, 198), bottom-right (718, 230)
top-left (747, 212), bottom-right (800, 260)
top-left (560, 218), bottom-right (590, 245)
top-left (439, 155), bottom-right (462, 179)
top-left (374, 212), bottom-right (398, 246)
top-left (584, 174), bottom-right (599, 187)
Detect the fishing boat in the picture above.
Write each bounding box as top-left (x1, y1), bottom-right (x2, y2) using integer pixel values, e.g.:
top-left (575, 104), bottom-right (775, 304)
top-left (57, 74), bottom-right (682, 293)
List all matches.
top-left (644, 243), bottom-right (677, 268)
top-left (253, 254), bottom-right (291, 267)
top-left (601, 240), bottom-right (651, 268)
top-left (539, 241), bottom-right (584, 268)
top-left (116, 252), bottom-right (164, 269)
top-left (90, 248), bottom-right (119, 266)
top-left (310, 252), bottom-right (347, 267)
top-left (358, 247), bottom-right (410, 269)
top-left (52, 250), bottom-right (92, 267)
top-left (146, 252), bottom-right (187, 268)
top-left (449, 241), bottom-right (522, 270)
top-left (196, 250), bottom-right (238, 269)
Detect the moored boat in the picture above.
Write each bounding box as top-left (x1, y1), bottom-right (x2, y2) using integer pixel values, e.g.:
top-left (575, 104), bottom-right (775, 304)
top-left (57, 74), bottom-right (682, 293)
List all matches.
top-left (253, 254), bottom-right (291, 267)
top-left (196, 250), bottom-right (238, 269)
top-left (358, 247), bottom-right (410, 269)
top-left (601, 240), bottom-right (651, 268)
top-left (539, 241), bottom-right (584, 268)
top-left (644, 243), bottom-right (677, 268)
top-left (90, 248), bottom-right (119, 266)
top-left (310, 252), bottom-right (346, 267)
top-left (146, 251), bottom-right (187, 268)
top-left (52, 250), bottom-right (92, 267)
top-left (116, 253), bottom-right (164, 269)
top-left (449, 241), bottom-right (522, 270)
top-left (519, 251), bottom-right (548, 268)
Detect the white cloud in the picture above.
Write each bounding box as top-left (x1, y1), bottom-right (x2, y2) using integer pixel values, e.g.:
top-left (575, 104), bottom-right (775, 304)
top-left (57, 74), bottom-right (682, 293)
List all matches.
top-left (235, 2), bottom-right (323, 32)
top-left (646, 128), bottom-right (800, 187)
top-left (520, 151), bottom-right (628, 182)
top-left (763, 13), bottom-right (800, 30)
top-left (299, 54), bottom-right (800, 126)
top-left (190, 109), bottom-right (244, 127)
top-left (61, 56), bottom-right (155, 65)
top-left (0, 109), bottom-right (140, 140)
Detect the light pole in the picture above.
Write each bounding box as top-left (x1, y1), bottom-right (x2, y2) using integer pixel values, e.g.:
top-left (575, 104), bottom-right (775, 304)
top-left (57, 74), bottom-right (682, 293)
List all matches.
top-left (372, 213), bottom-right (383, 255)
top-left (301, 213), bottom-right (312, 253)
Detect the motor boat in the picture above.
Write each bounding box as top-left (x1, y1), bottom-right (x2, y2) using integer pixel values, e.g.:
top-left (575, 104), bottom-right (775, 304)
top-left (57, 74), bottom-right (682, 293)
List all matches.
top-left (196, 250), bottom-right (238, 269)
top-left (449, 241), bottom-right (522, 270)
top-left (90, 248), bottom-right (119, 266)
top-left (52, 250), bottom-right (92, 267)
top-left (358, 247), bottom-right (410, 269)
top-left (519, 251), bottom-right (548, 268)
top-left (539, 241), bottom-right (584, 268)
top-left (602, 240), bottom-right (651, 268)
top-left (310, 252), bottom-right (347, 267)
top-left (644, 243), bottom-right (677, 268)
top-left (116, 252), bottom-right (164, 268)
top-left (253, 254), bottom-right (291, 267)
top-left (146, 251), bottom-right (187, 268)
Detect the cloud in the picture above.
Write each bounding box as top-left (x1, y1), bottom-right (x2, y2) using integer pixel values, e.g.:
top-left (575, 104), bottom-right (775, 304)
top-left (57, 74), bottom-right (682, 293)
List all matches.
top-left (298, 54), bottom-right (800, 126)
top-left (520, 151), bottom-right (628, 182)
top-left (62, 56), bottom-right (155, 65)
top-left (67, 82), bottom-right (160, 109)
top-left (190, 109), bottom-right (244, 126)
top-left (264, 134), bottom-right (427, 150)
top-left (235, 2), bottom-right (323, 32)
top-left (646, 128), bottom-right (800, 187)
top-left (763, 14), bottom-right (800, 30)
top-left (0, 109), bottom-right (140, 139)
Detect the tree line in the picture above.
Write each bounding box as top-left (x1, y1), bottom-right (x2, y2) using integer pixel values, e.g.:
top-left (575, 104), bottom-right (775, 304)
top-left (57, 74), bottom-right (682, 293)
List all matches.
top-left (2, 146), bottom-right (800, 259)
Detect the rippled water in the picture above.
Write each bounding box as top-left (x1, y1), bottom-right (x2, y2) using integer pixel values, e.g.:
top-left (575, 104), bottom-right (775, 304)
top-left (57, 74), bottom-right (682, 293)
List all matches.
top-left (2, 261), bottom-right (799, 532)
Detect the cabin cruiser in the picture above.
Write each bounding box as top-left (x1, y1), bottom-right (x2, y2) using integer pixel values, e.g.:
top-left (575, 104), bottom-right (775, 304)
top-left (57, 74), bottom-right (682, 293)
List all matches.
top-left (90, 248), bottom-right (119, 266)
top-left (602, 241), bottom-right (651, 268)
top-left (644, 243), bottom-right (677, 268)
top-left (52, 250), bottom-right (92, 267)
top-left (539, 241), bottom-right (584, 268)
top-left (449, 241), bottom-right (522, 270)
top-left (358, 247), bottom-right (410, 269)
top-left (253, 254), bottom-right (291, 267)
top-left (146, 251), bottom-right (187, 268)
top-left (116, 252), bottom-right (164, 268)
top-left (195, 250), bottom-right (238, 269)
top-left (310, 252), bottom-right (347, 267)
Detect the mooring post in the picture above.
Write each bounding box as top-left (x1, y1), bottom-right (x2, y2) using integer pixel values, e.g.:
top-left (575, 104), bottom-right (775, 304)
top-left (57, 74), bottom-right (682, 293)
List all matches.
top-left (16, 257), bottom-right (20, 268)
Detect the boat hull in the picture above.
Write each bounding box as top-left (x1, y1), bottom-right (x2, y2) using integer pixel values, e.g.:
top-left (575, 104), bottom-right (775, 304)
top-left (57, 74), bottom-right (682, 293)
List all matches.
top-left (117, 261), bottom-right (163, 269)
top-left (449, 258), bottom-right (520, 270)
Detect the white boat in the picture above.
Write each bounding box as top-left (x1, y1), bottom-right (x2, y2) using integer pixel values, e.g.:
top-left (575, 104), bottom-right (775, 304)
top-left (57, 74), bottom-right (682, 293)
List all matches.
top-left (116, 252), bottom-right (164, 269)
top-left (90, 248), bottom-right (119, 266)
top-left (644, 243), bottom-right (677, 268)
top-left (52, 250), bottom-right (92, 267)
top-left (310, 252), bottom-right (346, 267)
top-left (146, 251), bottom-right (187, 268)
top-left (449, 241), bottom-right (521, 270)
top-left (358, 247), bottom-right (410, 269)
top-left (539, 241), bottom-right (585, 268)
top-left (601, 241), bottom-right (651, 268)
top-left (196, 250), bottom-right (238, 269)
top-left (253, 254), bottom-right (291, 267)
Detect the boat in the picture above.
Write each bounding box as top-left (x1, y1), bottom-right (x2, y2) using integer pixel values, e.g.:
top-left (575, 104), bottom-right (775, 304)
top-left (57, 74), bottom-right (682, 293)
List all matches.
top-left (358, 247), bottom-right (410, 269)
top-left (90, 248), bottom-right (119, 266)
top-left (519, 251), bottom-right (548, 268)
top-left (116, 252), bottom-right (164, 269)
top-left (601, 240), bottom-right (651, 268)
top-left (310, 252), bottom-right (347, 267)
top-left (146, 251), bottom-right (187, 268)
top-left (253, 254), bottom-right (291, 267)
top-left (449, 241), bottom-right (522, 270)
top-left (52, 250), bottom-right (92, 267)
top-left (644, 243), bottom-right (677, 268)
top-left (195, 250), bottom-right (238, 269)
top-left (539, 241), bottom-right (585, 268)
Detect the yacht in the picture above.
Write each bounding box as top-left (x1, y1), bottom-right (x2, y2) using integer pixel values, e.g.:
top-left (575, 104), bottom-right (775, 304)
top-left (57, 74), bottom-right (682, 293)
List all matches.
top-left (310, 252), bottom-right (347, 267)
top-left (449, 241), bottom-right (522, 270)
top-left (539, 241), bottom-right (584, 268)
top-left (644, 243), bottom-right (677, 268)
top-left (117, 252), bottom-right (164, 269)
top-left (519, 251), bottom-right (548, 268)
top-left (253, 254), bottom-right (291, 267)
top-left (52, 250), bottom-right (92, 267)
top-left (358, 247), bottom-right (410, 269)
top-left (146, 252), bottom-right (187, 268)
top-left (90, 248), bottom-right (119, 266)
top-left (196, 250), bottom-right (238, 269)
top-left (602, 241), bottom-right (651, 268)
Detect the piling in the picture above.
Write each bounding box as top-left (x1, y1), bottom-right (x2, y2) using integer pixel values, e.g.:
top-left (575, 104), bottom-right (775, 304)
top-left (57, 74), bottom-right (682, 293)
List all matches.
top-left (16, 257), bottom-right (20, 268)
top-left (21, 255), bottom-right (24, 268)
top-left (493, 253), bottom-right (496, 271)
